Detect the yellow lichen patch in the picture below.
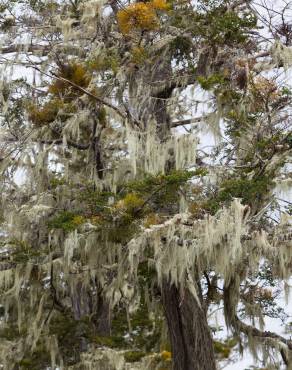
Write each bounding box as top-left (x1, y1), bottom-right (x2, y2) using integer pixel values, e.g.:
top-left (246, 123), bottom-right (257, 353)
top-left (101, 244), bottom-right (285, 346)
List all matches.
top-left (214, 340), bottom-right (232, 359)
top-left (161, 350), bottom-right (172, 361)
top-left (115, 193), bottom-right (144, 213)
top-left (117, 0), bottom-right (169, 35)
top-left (131, 46), bottom-right (148, 65)
top-left (71, 215), bottom-right (85, 227)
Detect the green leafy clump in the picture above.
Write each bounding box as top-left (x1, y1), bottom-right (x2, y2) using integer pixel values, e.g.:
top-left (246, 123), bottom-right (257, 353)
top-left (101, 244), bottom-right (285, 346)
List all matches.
top-left (108, 263), bottom-right (162, 353)
top-left (197, 74), bottom-right (227, 90)
top-left (49, 313), bottom-right (95, 365)
top-left (111, 304), bottom-right (161, 352)
top-left (87, 49), bottom-right (121, 74)
top-left (170, 36), bottom-right (193, 63)
top-left (17, 344), bottom-right (51, 370)
top-left (116, 193), bottom-right (145, 214)
top-left (49, 176), bottom-right (67, 189)
top-left (93, 335), bottom-right (126, 348)
top-left (124, 350), bottom-right (147, 362)
top-left (0, 325), bottom-right (22, 341)
top-left (202, 176), bottom-right (273, 215)
top-left (126, 170), bottom-right (194, 191)
top-left (281, 86), bottom-right (292, 96)
top-left (214, 338), bottom-right (237, 359)
top-left (193, 8), bottom-right (257, 45)
top-left (97, 106), bottom-right (107, 126)
top-left (219, 176), bottom-right (272, 204)
top-left (125, 169), bottom-right (202, 208)
top-left (92, 170), bottom-right (205, 243)
top-left (171, 1), bottom-right (256, 46)
top-left (217, 88), bottom-right (243, 108)
top-left (48, 211), bottom-right (85, 232)
top-left (225, 110), bottom-right (258, 138)
top-left (8, 239), bottom-right (42, 263)
top-left (78, 188), bottom-right (114, 216)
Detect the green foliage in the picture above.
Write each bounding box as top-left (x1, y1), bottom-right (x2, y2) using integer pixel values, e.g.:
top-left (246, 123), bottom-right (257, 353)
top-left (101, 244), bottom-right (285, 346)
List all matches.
top-left (197, 73), bottom-right (226, 90)
top-left (97, 106), bottom-right (107, 126)
top-left (93, 335), bottom-right (126, 348)
top-left (225, 109), bottom-right (258, 138)
top-left (281, 86), bottom-right (292, 96)
top-left (284, 132), bottom-right (292, 149)
top-left (124, 351), bottom-right (147, 362)
top-left (74, 170), bottom-right (204, 243)
top-left (125, 169), bottom-right (202, 209)
top-left (213, 337), bottom-right (237, 359)
top-left (87, 49), bottom-right (121, 75)
top-left (48, 211), bottom-right (85, 232)
top-left (17, 344), bottom-right (51, 370)
top-left (213, 340), bottom-right (231, 358)
top-left (49, 313), bottom-right (95, 365)
top-left (108, 263), bottom-right (162, 352)
top-left (202, 175), bottom-right (273, 214)
top-left (78, 188), bottom-right (114, 216)
top-left (170, 36), bottom-right (193, 64)
top-left (49, 176), bottom-right (67, 189)
top-left (0, 324), bottom-right (21, 341)
top-left (111, 303), bottom-right (162, 352)
top-left (193, 8), bottom-right (257, 45)
top-left (219, 176), bottom-right (272, 204)
top-left (217, 88), bottom-right (243, 108)
top-left (170, 2), bottom-right (256, 46)
top-left (6, 239), bottom-right (42, 263)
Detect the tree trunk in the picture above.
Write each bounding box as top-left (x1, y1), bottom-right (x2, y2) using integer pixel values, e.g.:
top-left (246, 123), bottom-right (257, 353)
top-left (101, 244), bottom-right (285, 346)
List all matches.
top-left (95, 297), bottom-right (111, 336)
top-left (161, 277), bottom-right (216, 370)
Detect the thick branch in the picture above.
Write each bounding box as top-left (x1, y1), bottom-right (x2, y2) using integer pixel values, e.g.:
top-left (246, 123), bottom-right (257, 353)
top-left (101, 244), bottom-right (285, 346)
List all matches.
top-left (224, 277), bottom-right (292, 358)
top-left (4, 136), bottom-right (90, 150)
top-left (171, 115), bottom-right (211, 128)
top-left (235, 316), bottom-right (292, 350)
top-left (1, 44), bottom-right (50, 55)
top-left (39, 138), bottom-right (90, 150)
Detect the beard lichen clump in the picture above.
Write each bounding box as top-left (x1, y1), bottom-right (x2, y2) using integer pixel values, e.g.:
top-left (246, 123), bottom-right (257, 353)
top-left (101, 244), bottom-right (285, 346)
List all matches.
top-left (126, 122), bottom-right (197, 176)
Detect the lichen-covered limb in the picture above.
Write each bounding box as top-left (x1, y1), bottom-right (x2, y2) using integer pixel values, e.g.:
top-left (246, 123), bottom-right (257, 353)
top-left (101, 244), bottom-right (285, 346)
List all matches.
top-left (224, 275), bottom-right (292, 366)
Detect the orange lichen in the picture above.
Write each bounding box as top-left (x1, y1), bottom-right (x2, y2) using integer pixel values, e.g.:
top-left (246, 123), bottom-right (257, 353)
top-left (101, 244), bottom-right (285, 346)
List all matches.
top-left (161, 350), bottom-right (172, 361)
top-left (28, 99), bottom-right (64, 126)
top-left (48, 63), bottom-right (91, 99)
top-left (117, 0), bottom-right (169, 35)
top-left (143, 213), bottom-right (162, 228)
top-left (252, 77), bottom-right (278, 101)
top-left (151, 0), bottom-right (170, 10)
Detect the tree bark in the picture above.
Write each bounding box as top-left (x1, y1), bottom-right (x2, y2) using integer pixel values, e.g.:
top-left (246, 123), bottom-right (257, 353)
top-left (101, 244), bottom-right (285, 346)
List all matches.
top-left (161, 277), bottom-right (217, 370)
top-left (95, 297), bottom-right (111, 336)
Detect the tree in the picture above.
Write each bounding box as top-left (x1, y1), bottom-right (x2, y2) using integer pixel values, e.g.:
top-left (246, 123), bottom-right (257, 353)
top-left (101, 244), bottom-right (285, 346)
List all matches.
top-left (0, 0), bottom-right (291, 369)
